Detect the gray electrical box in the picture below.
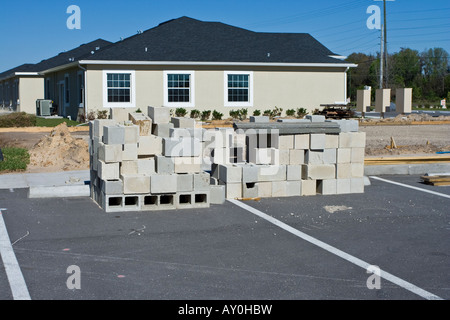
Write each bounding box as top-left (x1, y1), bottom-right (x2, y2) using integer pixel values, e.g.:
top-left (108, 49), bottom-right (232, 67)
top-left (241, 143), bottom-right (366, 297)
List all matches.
top-left (36, 99), bottom-right (52, 116)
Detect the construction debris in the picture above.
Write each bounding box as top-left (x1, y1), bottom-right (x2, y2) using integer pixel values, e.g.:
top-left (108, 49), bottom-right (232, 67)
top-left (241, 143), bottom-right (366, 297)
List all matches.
top-left (420, 175), bottom-right (450, 186)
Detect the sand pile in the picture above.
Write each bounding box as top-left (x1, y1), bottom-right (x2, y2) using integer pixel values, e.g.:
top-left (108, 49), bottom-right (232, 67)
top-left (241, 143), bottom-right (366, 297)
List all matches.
top-left (28, 123), bottom-right (89, 172)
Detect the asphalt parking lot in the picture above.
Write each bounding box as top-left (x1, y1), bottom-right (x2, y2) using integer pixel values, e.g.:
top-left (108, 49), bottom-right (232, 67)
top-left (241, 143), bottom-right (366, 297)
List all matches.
top-left (0, 174), bottom-right (449, 301)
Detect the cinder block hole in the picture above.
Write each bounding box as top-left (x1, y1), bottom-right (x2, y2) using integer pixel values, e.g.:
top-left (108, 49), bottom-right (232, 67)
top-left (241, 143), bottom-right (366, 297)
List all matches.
top-left (316, 180), bottom-right (323, 195)
top-left (179, 194), bottom-right (192, 205)
top-left (160, 195), bottom-right (174, 205)
top-left (125, 196), bottom-right (139, 206)
top-left (195, 194), bottom-right (207, 204)
top-left (144, 196), bottom-right (158, 206)
top-left (246, 183), bottom-right (256, 189)
top-left (108, 197), bottom-right (122, 207)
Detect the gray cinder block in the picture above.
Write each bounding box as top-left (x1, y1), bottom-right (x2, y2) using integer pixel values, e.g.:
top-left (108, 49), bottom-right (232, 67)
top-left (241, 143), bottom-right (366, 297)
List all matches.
top-left (177, 173), bottom-right (194, 192)
top-left (148, 106), bottom-right (171, 124)
top-left (155, 155), bottom-right (175, 174)
top-left (151, 174), bottom-right (177, 194)
top-left (210, 185), bottom-right (226, 205)
top-left (193, 172), bottom-right (210, 191)
top-left (121, 174), bottom-right (151, 194)
top-left (171, 117), bottom-right (196, 128)
top-left (103, 125), bottom-right (125, 145)
top-left (242, 182), bottom-right (259, 198)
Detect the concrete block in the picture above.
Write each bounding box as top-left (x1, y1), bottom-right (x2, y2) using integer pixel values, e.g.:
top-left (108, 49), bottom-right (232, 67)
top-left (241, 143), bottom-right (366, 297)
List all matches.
top-left (194, 172), bottom-right (210, 191)
top-left (232, 132), bottom-right (247, 148)
top-left (351, 178), bottom-right (365, 194)
top-left (170, 128), bottom-right (204, 140)
top-left (278, 135), bottom-right (294, 150)
top-left (317, 179), bottom-right (337, 195)
top-left (155, 155), bottom-right (174, 174)
top-left (122, 143), bottom-right (138, 161)
top-left (396, 88), bottom-right (412, 114)
top-left (103, 125), bottom-right (125, 145)
top-left (137, 158), bottom-right (156, 175)
top-left (336, 179), bottom-right (351, 194)
top-left (310, 134), bottom-right (326, 150)
top-left (138, 135), bottom-right (163, 156)
top-left (351, 148), bottom-right (365, 164)
top-left (177, 173), bottom-right (194, 192)
top-left (123, 124), bottom-right (140, 144)
top-left (230, 147), bottom-right (246, 163)
top-left (100, 179), bottom-right (123, 195)
top-left (302, 164), bottom-right (336, 180)
top-left (305, 150), bottom-right (324, 164)
top-left (325, 134), bottom-right (339, 149)
top-left (151, 174), bottom-right (177, 194)
top-left (257, 182), bottom-right (272, 198)
top-left (258, 165), bottom-right (286, 182)
top-left (210, 185), bottom-right (226, 205)
top-left (338, 132), bottom-right (353, 148)
top-left (250, 116), bottom-right (270, 123)
top-left (175, 191), bottom-right (210, 209)
top-left (277, 149), bottom-right (290, 165)
top-left (120, 160), bottom-right (139, 175)
top-left (173, 156), bottom-right (202, 173)
top-left (219, 164), bottom-right (242, 183)
top-left (171, 117), bottom-right (196, 128)
top-left (337, 148), bottom-right (352, 164)
top-left (211, 147), bottom-right (231, 165)
top-left (163, 137), bottom-right (201, 157)
top-left (110, 108), bottom-right (130, 123)
top-left (272, 181), bottom-right (288, 197)
top-left (375, 89), bottom-right (391, 113)
top-left (323, 149), bottom-right (337, 164)
top-left (350, 132), bottom-right (366, 148)
top-left (156, 194), bottom-right (176, 210)
top-left (242, 182), bottom-right (258, 198)
top-left (129, 112), bottom-right (152, 136)
top-left (211, 163), bottom-right (220, 179)
top-left (148, 106), bottom-right (171, 124)
top-left (240, 164), bottom-right (259, 183)
top-left (294, 134), bottom-right (310, 150)
top-left (98, 161), bottom-right (120, 180)
top-left (152, 123), bottom-right (174, 138)
top-left (306, 115), bottom-right (326, 122)
top-left (249, 148), bottom-right (276, 165)
top-left (286, 181), bottom-right (301, 197)
top-left (92, 119), bottom-right (117, 139)
top-left (289, 149), bottom-right (305, 165)
top-left (121, 174), bottom-right (151, 194)
top-left (300, 180), bottom-right (316, 196)
top-left (287, 165), bottom-right (302, 181)
top-left (224, 182), bottom-right (242, 199)
top-left (336, 163), bottom-right (352, 179)
top-left (351, 163), bottom-right (365, 178)
top-left (356, 89), bottom-right (371, 113)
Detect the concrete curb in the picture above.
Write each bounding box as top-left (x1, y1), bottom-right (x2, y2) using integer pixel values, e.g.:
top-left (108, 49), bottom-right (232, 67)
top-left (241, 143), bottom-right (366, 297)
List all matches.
top-left (28, 185), bottom-right (90, 199)
top-left (364, 163), bottom-right (450, 176)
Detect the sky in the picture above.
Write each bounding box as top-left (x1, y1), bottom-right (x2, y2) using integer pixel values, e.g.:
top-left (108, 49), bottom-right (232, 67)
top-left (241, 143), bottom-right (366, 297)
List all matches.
top-left (0, 0), bottom-right (449, 72)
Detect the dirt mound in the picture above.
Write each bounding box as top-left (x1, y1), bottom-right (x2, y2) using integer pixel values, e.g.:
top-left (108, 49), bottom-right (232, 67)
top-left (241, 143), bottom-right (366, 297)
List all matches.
top-left (28, 123), bottom-right (90, 172)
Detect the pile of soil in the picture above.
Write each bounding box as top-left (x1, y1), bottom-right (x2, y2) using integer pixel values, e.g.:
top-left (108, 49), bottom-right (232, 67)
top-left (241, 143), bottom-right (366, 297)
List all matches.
top-left (28, 123), bottom-right (90, 172)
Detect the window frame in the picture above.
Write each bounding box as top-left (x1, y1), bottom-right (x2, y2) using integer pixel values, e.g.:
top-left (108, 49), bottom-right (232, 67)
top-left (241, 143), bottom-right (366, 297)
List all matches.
top-left (163, 70), bottom-right (195, 108)
top-left (64, 74), bottom-right (70, 107)
top-left (224, 71), bottom-right (253, 108)
top-left (103, 70), bottom-right (136, 109)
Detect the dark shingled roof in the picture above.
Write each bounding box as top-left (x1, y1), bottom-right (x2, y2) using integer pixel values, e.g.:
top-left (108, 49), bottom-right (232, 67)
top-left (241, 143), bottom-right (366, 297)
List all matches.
top-left (82, 17), bottom-right (346, 65)
top-left (0, 39), bottom-right (112, 79)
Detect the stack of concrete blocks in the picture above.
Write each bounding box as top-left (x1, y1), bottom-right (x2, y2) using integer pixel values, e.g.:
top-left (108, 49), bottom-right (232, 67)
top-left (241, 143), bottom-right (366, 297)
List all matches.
top-left (375, 89), bottom-right (391, 113)
top-left (357, 88), bottom-right (372, 113)
top-left (212, 118), bottom-right (366, 199)
top-left (89, 106), bottom-right (226, 213)
top-left (396, 88), bottom-right (412, 114)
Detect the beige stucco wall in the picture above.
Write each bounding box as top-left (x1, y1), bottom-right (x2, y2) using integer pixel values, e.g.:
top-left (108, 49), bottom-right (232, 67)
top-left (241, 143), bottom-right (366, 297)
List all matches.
top-left (18, 77), bottom-right (44, 114)
top-left (85, 64), bottom-right (348, 117)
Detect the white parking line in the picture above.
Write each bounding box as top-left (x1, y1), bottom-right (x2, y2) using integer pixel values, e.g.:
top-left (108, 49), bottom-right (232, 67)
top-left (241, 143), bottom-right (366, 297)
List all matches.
top-left (0, 210), bottom-right (31, 300)
top-left (369, 176), bottom-right (450, 199)
top-left (228, 199), bottom-right (443, 300)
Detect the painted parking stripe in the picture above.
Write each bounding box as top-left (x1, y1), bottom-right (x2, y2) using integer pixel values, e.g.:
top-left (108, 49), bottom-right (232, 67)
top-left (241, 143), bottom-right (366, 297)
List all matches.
top-left (0, 210), bottom-right (31, 300)
top-left (370, 176), bottom-right (450, 199)
top-left (228, 199), bottom-right (443, 300)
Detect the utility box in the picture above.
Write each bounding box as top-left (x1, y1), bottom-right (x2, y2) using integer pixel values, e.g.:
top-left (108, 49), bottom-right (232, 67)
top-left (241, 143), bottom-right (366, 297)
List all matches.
top-left (396, 88), bottom-right (412, 114)
top-left (375, 89), bottom-right (391, 113)
top-left (36, 99), bottom-right (53, 116)
top-left (357, 89), bottom-right (371, 112)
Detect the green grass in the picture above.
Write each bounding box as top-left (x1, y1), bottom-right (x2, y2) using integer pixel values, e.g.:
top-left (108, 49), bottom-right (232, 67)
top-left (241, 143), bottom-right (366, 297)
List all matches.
top-left (0, 147), bottom-right (30, 172)
top-left (35, 117), bottom-right (81, 127)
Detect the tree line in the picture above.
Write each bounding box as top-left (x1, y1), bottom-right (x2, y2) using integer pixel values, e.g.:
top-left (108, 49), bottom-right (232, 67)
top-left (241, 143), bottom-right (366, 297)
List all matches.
top-left (346, 47), bottom-right (450, 104)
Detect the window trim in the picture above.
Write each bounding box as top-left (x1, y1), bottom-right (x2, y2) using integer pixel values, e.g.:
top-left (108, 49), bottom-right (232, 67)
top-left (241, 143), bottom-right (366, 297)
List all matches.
top-left (103, 70), bottom-right (136, 108)
top-left (163, 70), bottom-right (195, 108)
top-left (224, 71), bottom-right (253, 107)
top-left (64, 74), bottom-right (70, 107)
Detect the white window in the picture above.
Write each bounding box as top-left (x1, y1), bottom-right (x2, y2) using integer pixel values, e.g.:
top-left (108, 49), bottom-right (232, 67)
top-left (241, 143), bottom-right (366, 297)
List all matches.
top-left (163, 71), bottom-right (195, 107)
top-left (103, 70), bottom-right (136, 108)
top-left (224, 71), bottom-right (253, 107)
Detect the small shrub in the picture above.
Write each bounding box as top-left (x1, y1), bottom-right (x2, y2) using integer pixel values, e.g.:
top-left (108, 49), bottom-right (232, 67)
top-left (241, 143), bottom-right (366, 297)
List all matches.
top-left (271, 107), bottom-right (283, 118)
top-left (0, 112), bottom-right (37, 128)
top-left (212, 110), bottom-right (223, 121)
top-left (87, 111), bottom-right (96, 121)
top-left (175, 107), bottom-right (187, 117)
top-left (296, 108), bottom-right (308, 118)
top-left (263, 110), bottom-right (272, 117)
top-left (190, 109), bottom-right (201, 119)
top-left (97, 110), bottom-right (108, 119)
top-left (253, 110), bottom-right (261, 116)
top-left (201, 110), bottom-right (211, 121)
top-left (286, 109), bottom-right (296, 117)
top-left (239, 108), bottom-right (248, 120)
top-left (229, 109), bottom-right (240, 120)
top-left (135, 108), bottom-right (142, 113)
